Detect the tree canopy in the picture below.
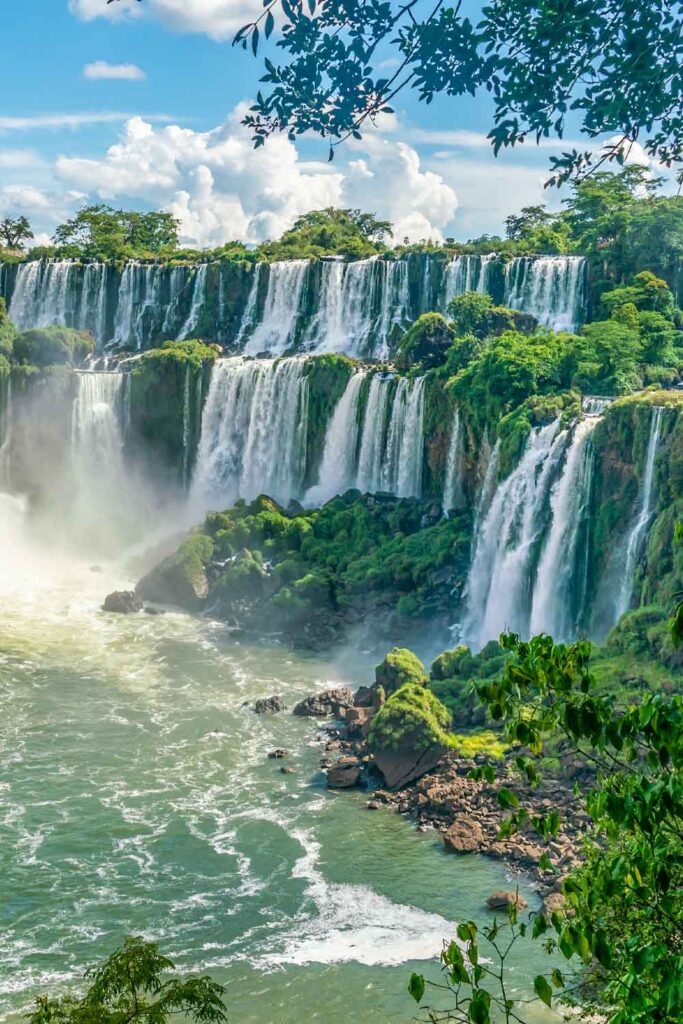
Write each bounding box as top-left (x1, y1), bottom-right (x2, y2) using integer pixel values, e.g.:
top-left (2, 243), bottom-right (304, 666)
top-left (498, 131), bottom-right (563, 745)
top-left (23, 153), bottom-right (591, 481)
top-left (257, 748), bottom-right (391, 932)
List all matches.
top-left (53, 205), bottom-right (179, 260)
top-left (0, 215), bottom-right (33, 250)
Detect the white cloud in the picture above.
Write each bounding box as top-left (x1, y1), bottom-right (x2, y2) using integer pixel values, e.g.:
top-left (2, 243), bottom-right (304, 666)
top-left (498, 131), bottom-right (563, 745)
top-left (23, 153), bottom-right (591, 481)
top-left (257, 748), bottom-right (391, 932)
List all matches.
top-left (0, 184), bottom-right (85, 225)
top-left (83, 61), bottom-right (146, 81)
top-left (0, 149), bottom-right (44, 169)
top-left (53, 109), bottom-right (457, 246)
top-left (0, 112), bottom-right (170, 131)
top-left (70, 0), bottom-right (258, 39)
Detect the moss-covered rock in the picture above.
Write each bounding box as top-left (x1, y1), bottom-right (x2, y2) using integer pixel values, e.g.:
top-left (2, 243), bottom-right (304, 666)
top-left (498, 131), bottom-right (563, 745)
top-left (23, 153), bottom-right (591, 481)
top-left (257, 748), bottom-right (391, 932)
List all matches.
top-left (136, 533), bottom-right (214, 610)
top-left (374, 647), bottom-right (427, 694)
top-left (367, 682), bottom-right (452, 787)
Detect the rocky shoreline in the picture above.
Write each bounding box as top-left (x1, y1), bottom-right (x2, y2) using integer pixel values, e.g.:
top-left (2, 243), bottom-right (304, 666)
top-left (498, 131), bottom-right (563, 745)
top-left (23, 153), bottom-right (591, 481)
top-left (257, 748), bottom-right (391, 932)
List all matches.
top-left (289, 684), bottom-right (589, 912)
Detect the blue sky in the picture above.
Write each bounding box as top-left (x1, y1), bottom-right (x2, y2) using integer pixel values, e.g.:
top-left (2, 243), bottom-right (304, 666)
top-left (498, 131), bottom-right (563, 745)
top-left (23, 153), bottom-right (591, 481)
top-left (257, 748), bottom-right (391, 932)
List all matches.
top-left (0, 1), bottom-right (668, 246)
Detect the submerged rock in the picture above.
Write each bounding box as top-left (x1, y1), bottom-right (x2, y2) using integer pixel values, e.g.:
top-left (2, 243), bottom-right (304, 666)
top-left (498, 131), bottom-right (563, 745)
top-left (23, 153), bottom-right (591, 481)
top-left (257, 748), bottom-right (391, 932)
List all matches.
top-left (485, 891), bottom-right (528, 911)
top-left (293, 688), bottom-right (355, 717)
top-left (267, 749), bottom-right (291, 759)
top-left (102, 590), bottom-right (142, 614)
top-left (253, 695), bottom-right (287, 714)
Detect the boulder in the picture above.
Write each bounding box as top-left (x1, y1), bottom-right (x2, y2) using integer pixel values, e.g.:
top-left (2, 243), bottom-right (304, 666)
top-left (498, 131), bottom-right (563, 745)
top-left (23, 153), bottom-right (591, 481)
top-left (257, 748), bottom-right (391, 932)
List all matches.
top-left (136, 533), bottom-right (213, 611)
top-left (485, 891), bottom-right (528, 912)
top-left (267, 749), bottom-right (291, 759)
top-left (542, 892), bottom-right (566, 917)
top-left (253, 695), bottom-right (287, 714)
top-left (345, 706), bottom-right (374, 738)
top-left (367, 683), bottom-right (451, 788)
top-left (102, 590), bottom-right (142, 614)
top-left (443, 819), bottom-right (485, 854)
top-left (293, 688), bottom-right (355, 718)
top-left (372, 742), bottom-right (448, 789)
top-left (374, 647), bottom-right (427, 695)
top-left (327, 761), bottom-right (362, 788)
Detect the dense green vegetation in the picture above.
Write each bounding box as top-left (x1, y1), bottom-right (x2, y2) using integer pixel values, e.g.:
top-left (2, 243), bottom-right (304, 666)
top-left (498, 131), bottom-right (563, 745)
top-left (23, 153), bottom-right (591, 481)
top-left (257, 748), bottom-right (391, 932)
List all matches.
top-left (138, 492), bottom-right (471, 645)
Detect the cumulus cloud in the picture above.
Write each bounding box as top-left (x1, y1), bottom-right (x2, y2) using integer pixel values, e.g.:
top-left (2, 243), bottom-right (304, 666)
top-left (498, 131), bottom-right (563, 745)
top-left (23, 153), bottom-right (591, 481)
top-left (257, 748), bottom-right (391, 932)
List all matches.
top-left (0, 184), bottom-right (85, 226)
top-left (53, 109), bottom-right (457, 246)
top-left (83, 61), bottom-right (146, 81)
top-left (70, 0), bottom-right (258, 39)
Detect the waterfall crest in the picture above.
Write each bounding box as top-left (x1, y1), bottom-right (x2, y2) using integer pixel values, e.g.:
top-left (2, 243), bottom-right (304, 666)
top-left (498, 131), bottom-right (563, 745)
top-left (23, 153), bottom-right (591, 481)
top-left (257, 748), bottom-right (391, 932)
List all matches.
top-left (243, 261), bottom-right (309, 355)
top-left (504, 256), bottom-right (586, 332)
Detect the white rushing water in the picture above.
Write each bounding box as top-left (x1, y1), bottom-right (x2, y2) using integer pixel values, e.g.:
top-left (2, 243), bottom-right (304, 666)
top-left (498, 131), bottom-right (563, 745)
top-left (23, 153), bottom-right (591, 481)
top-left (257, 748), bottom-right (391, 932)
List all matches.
top-left (305, 369), bottom-right (367, 504)
top-left (353, 374), bottom-right (425, 497)
top-left (243, 261), bottom-right (309, 355)
top-left (529, 415), bottom-right (601, 639)
top-left (179, 264), bottom-right (208, 341)
top-left (504, 256), bottom-right (586, 332)
top-left (443, 409), bottom-right (464, 511)
top-left (9, 260), bottom-right (74, 330)
top-left (614, 406), bottom-right (664, 619)
top-left (192, 357), bottom-right (309, 508)
top-left (463, 420), bottom-right (568, 649)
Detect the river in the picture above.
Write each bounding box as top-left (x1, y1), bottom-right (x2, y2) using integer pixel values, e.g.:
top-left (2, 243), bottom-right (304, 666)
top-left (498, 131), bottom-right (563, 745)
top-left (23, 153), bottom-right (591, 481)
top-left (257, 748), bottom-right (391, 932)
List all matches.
top-left (0, 493), bottom-right (557, 1023)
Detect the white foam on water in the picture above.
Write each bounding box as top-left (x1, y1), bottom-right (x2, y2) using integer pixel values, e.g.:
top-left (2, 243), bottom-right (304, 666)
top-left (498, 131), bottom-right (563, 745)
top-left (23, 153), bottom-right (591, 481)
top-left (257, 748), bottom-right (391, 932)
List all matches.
top-left (269, 829), bottom-right (454, 967)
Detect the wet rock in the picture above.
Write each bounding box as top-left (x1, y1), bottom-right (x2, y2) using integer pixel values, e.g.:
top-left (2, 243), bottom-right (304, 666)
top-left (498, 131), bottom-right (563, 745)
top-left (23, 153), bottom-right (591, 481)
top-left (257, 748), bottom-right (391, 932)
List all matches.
top-left (366, 800), bottom-right (381, 810)
top-left (293, 688), bottom-right (355, 718)
top-left (345, 706), bottom-right (374, 738)
top-left (372, 741), bottom-right (448, 790)
top-left (102, 590), bottom-right (142, 614)
top-left (253, 695), bottom-right (287, 714)
top-left (443, 819), bottom-right (485, 854)
top-left (542, 892), bottom-right (566, 917)
top-left (144, 605), bottom-right (165, 616)
top-left (267, 749), bottom-right (290, 759)
top-left (327, 759), bottom-right (362, 788)
top-left (485, 891), bottom-right (528, 911)
top-left (280, 766), bottom-right (296, 774)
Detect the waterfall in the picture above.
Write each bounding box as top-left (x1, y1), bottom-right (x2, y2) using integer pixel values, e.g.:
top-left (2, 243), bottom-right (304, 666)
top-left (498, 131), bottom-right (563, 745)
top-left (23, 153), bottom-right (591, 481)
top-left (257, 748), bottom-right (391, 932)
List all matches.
top-left (396, 377), bottom-right (425, 497)
top-left (614, 406), bottom-right (664, 619)
top-left (243, 261), bottom-right (309, 355)
top-left (463, 420), bottom-right (567, 649)
top-left (192, 357), bottom-right (309, 508)
top-left (442, 254), bottom-right (497, 309)
top-left (355, 374), bottom-right (424, 496)
top-left (9, 260), bottom-right (75, 330)
top-left (582, 396), bottom-right (613, 416)
top-left (529, 415), bottom-right (601, 640)
top-left (72, 372), bottom-right (125, 475)
top-left (305, 369), bottom-right (367, 504)
top-left (181, 363), bottom-right (192, 488)
top-left (355, 375), bottom-right (393, 493)
top-left (236, 263), bottom-right (264, 345)
top-left (179, 265), bottom-right (208, 341)
top-left (443, 409), bottom-right (464, 511)
top-left (0, 376), bottom-right (12, 490)
top-left (504, 256), bottom-right (586, 332)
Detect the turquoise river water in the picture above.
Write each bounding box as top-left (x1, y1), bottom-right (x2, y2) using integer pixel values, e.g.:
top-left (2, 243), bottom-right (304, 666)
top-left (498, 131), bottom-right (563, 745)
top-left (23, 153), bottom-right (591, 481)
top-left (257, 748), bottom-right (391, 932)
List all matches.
top-left (0, 493), bottom-right (558, 1023)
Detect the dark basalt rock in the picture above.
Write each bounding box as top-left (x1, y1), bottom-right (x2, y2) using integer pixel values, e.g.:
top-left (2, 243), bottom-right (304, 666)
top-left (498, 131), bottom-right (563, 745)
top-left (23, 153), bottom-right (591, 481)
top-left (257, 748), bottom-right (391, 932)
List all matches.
top-left (102, 590), bottom-right (143, 614)
top-left (267, 748), bottom-right (291, 759)
top-left (253, 695), bottom-right (288, 714)
top-left (293, 688), bottom-right (355, 717)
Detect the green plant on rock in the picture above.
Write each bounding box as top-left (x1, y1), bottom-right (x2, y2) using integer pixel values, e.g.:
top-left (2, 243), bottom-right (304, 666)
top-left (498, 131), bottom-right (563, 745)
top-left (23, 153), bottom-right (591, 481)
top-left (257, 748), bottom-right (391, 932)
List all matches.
top-left (368, 682), bottom-right (453, 754)
top-left (396, 313), bottom-right (455, 371)
top-left (375, 647), bottom-right (427, 694)
top-left (13, 327), bottom-right (94, 368)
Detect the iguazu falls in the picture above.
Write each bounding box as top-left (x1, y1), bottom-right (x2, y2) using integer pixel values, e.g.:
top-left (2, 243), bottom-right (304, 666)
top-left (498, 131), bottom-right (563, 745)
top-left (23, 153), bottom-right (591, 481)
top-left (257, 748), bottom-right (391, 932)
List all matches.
top-left (2, 4), bottom-right (683, 1024)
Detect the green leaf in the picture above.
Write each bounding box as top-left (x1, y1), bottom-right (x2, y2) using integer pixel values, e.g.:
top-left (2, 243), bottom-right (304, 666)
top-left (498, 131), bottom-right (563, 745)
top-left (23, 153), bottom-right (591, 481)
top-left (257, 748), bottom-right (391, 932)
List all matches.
top-left (534, 975), bottom-right (553, 1008)
top-left (407, 973), bottom-right (425, 1004)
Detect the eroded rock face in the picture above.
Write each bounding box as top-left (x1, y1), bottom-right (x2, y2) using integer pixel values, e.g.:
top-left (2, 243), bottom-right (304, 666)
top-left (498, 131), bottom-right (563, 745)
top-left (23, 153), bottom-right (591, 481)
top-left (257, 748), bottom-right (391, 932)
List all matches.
top-left (253, 695), bottom-right (287, 714)
top-left (102, 590), bottom-right (142, 614)
top-left (372, 737), bottom-right (448, 789)
top-left (293, 688), bottom-right (355, 718)
top-left (135, 535), bottom-right (213, 611)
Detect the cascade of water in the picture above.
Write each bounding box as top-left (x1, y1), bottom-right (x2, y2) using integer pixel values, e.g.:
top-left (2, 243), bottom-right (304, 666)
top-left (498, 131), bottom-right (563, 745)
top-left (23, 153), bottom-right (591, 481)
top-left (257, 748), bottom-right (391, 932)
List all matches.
top-left (0, 376), bottom-right (12, 490)
top-left (113, 262), bottom-right (139, 346)
top-left (529, 414), bottom-right (602, 640)
top-left (443, 409), bottom-right (464, 511)
top-left (179, 264), bottom-right (208, 341)
top-left (192, 357), bottom-right (309, 508)
top-left (305, 258), bottom-right (378, 355)
top-left (614, 406), bottom-right (664, 619)
top-left (181, 363), bottom-right (192, 488)
top-left (504, 256), bottom-right (586, 332)
top-left (376, 260), bottom-right (411, 359)
top-left (236, 263), bottom-right (264, 345)
top-left (380, 378), bottom-right (410, 493)
top-left (244, 261), bottom-right (309, 355)
top-left (162, 265), bottom-right (188, 337)
top-left (77, 263), bottom-right (109, 341)
top-left (355, 374), bottom-right (392, 493)
top-left (463, 420), bottom-right (568, 649)
top-left (305, 369), bottom-right (367, 504)
top-left (476, 253), bottom-right (496, 294)
top-left (9, 260), bottom-right (75, 330)
top-left (396, 377), bottom-right (425, 497)
top-left (582, 396), bottom-right (613, 416)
